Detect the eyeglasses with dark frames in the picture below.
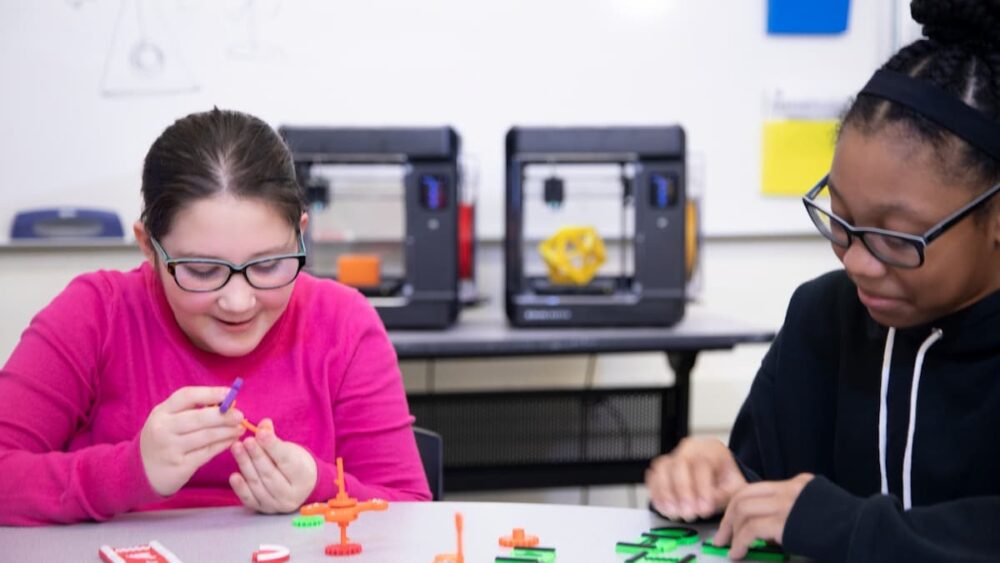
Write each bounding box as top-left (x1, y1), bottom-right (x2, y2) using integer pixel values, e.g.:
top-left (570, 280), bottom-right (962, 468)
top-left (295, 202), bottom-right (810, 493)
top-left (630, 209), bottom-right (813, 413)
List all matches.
top-left (802, 174), bottom-right (1000, 268)
top-left (150, 233), bottom-right (307, 292)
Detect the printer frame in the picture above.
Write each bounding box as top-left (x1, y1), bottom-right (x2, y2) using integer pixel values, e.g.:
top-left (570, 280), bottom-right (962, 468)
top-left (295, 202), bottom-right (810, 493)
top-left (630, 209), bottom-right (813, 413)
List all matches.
top-left (280, 126), bottom-right (461, 329)
top-left (505, 126), bottom-right (687, 327)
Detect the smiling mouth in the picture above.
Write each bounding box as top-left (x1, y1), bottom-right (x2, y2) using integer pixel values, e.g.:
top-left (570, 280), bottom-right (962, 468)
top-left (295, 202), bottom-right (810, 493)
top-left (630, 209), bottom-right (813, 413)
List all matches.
top-left (218, 318), bottom-right (254, 326)
top-left (857, 288), bottom-right (906, 309)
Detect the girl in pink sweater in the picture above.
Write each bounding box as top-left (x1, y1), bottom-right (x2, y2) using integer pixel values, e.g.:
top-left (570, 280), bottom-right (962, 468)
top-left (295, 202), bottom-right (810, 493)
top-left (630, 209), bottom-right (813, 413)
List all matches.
top-left (0, 109), bottom-right (431, 525)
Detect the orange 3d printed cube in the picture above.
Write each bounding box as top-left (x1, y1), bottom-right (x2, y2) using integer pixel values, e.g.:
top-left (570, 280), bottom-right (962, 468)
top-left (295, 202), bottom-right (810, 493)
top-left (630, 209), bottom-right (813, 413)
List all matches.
top-left (337, 254), bottom-right (381, 287)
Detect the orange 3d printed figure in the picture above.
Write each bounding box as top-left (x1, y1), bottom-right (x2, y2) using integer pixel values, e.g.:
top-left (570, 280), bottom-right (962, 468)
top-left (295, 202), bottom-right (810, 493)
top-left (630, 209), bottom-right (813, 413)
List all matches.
top-left (299, 457), bottom-right (388, 556)
top-left (433, 512), bottom-right (464, 563)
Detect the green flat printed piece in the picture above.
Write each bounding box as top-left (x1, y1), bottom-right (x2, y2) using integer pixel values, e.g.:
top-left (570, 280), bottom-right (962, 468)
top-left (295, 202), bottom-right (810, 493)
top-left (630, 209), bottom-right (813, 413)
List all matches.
top-left (701, 538), bottom-right (788, 561)
top-left (643, 555), bottom-right (696, 562)
top-left (622, 554), bottom-right (696, 563)
top-left (512, 546), bottom-right (556, 562)
top-left (644, 527), bottom-right (700, 545)
top-left (645, 538), bottom-right (679, 552)
top-left (291, 515), bottom-right (324, 528)
top-left (495, 557), bottom-right (540, 562)
top-left (617, 541), bottom-right (656, 554)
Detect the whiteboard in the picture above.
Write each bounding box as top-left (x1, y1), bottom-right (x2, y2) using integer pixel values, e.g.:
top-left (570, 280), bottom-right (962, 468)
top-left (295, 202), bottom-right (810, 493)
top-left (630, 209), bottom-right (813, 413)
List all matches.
top-left (0, 0), bottom-right (896, 241)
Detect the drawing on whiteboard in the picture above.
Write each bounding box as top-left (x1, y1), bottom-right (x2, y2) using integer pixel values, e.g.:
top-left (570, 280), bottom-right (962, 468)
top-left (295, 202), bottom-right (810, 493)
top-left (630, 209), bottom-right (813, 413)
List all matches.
top-left (227, 0), bottom-right (284, 61)
top-left (101, 0), bottom-right (198, 97)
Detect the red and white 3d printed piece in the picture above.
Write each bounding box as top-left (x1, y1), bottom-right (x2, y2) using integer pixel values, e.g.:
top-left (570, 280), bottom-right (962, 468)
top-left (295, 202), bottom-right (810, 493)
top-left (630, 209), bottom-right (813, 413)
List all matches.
top-left (98, 540), bottom-right (182, 563)
top-left (252, 543), bottom-right (291, 562)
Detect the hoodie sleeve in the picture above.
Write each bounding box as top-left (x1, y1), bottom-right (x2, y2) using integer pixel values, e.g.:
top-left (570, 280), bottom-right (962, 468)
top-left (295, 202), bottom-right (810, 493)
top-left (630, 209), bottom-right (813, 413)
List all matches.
top-left (0, 274), bottom-right (161, 525)
top-left (728, 328), bottom-right (780, 484)
top-left (729, 274), bottom-right (840, 485)
top-left (785, 476), bottom-right (998, 562)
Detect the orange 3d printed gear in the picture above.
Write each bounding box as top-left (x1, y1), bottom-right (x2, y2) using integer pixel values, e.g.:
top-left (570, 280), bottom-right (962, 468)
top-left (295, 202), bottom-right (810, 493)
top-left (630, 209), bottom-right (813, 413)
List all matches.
top-left (299, 457), bottom-right (388, 556)
top-left (499, 527), bottom-right (541, 548)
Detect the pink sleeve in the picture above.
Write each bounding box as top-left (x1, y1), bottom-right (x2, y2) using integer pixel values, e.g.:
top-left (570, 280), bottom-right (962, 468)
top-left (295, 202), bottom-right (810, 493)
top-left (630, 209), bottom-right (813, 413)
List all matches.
top-left (309, 293), bottom-right (431, 503)
top-left (0, 275), bottom-right (161, 525)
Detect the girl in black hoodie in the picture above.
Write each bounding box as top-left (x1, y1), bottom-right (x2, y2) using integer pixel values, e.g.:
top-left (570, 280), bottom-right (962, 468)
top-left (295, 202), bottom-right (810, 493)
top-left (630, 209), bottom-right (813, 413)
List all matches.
top-left (645, 1), bottom-right (1000, 561)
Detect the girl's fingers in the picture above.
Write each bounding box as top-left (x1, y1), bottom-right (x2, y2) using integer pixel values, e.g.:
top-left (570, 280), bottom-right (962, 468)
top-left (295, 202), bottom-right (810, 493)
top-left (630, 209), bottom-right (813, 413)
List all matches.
top-left (231, 440), bottom-right (277, 512)
top-left (671, 460), bottom-right (698, 521)
top-left (172, 406), bottom-right (245, 434)
top-left (185, 434), bottom-right (239, 469)
top-left (646, 458), bottom-right (679, 518)
top-left (162, 387), bottom-right (232, 414)
top-left (180, 425), bottom-right (244, 455)
top-left (229, 472), bottom-right (261, 511)
top-left (245, 437), bottom-right (292, 500)
top-left (691, 459), bottom-right (718, 517)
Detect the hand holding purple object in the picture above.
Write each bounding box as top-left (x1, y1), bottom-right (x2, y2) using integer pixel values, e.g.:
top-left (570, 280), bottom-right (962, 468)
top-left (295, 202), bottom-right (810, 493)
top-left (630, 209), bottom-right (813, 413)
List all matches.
top-left (219, 377), bottom-right (243, 413)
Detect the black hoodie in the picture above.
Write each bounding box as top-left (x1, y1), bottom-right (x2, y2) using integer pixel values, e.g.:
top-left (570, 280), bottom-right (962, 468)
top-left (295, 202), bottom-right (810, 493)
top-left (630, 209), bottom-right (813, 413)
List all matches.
top-left (730, 269), bottom-right (1000, 563)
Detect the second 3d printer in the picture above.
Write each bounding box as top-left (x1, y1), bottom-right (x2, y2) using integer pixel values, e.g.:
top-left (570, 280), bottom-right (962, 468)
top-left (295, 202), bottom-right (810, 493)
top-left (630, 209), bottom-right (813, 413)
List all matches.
top-left (505, 126), bottom-right (693, 327)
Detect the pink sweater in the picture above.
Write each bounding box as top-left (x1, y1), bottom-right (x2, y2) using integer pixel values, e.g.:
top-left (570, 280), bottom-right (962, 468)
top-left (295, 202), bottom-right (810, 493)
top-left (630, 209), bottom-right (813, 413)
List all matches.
top-left (0, 262), bottom-right (430, 525)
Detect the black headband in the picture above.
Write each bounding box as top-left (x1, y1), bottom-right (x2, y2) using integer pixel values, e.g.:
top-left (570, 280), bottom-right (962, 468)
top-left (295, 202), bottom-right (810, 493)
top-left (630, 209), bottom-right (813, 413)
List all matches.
top-left (859, 69), bottom-right (1000, 162)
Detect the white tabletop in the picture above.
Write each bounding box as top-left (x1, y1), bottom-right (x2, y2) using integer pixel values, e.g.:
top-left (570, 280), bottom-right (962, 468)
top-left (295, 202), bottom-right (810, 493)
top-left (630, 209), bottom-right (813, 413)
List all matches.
top-left (0, 501), bottom-right (741, 562)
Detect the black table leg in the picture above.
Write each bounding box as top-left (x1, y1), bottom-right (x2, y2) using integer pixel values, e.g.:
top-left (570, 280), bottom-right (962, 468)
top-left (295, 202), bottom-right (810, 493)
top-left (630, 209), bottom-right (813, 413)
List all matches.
top-left (665, 351), bottom-right (699, 450)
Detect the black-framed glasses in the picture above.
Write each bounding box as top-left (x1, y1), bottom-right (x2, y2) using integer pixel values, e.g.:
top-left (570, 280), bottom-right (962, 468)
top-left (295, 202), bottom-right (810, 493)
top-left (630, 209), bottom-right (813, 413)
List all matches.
top-left (803, 174), bottom-right (1000, 268)
top-left (150, 233), bottom-right (307, 292)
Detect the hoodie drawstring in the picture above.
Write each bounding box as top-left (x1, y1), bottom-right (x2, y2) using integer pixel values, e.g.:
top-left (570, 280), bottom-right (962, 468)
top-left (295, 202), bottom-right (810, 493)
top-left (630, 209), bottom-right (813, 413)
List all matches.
top-left (878, 328), bottom-right (896, 498)
top-left (878, 327), bottom-right (944, 510)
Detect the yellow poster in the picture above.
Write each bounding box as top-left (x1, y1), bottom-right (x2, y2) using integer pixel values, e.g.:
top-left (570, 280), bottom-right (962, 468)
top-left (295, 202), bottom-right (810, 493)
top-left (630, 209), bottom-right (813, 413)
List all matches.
top-left (761, 119), bottom-right (837, 196)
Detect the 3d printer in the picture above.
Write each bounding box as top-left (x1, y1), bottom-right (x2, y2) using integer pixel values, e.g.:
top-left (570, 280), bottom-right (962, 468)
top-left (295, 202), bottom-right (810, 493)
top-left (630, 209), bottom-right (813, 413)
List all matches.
top-left (279, 126), bottom-right (464, 329)
top-left (505, 126), bottom-right (692, 327)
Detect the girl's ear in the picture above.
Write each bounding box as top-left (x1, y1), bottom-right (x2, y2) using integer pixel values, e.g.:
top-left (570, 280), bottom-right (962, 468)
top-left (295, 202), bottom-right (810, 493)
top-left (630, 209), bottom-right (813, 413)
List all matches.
top-left (299, 212), bottom-right (309, 235)
top-left (133, 221), bottom-right (156, 264)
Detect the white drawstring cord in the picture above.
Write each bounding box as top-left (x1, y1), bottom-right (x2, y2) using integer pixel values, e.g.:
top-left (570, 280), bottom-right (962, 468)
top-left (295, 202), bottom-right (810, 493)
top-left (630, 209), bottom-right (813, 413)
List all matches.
top-left (877, 327), bottom-right (944, 509)
top-left (878, 328), bottom-right (896, 497)
top-left (902, 328), bottom-right (943, 510)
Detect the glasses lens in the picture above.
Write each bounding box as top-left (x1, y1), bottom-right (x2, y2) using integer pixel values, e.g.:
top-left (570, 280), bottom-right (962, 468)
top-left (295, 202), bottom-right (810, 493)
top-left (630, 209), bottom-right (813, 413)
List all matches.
top-left (862, 233), bottom-right (922, 268)
top-left (246, 257), bottom-right (302, 289)
top-left (806, 205), bottom-right (850, 247)
top-left (174, 262), bottom-right (231, 291)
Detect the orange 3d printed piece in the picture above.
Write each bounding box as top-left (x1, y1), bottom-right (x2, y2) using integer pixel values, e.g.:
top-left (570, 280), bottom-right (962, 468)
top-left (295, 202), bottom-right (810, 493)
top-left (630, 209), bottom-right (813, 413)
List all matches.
top-left (337, 254), bottom-right (381, 287)
top-left (220, 399), bottom-right (262, 434)
top-left (299, 457), bottom-right (388, 556)
top-left (433, 512), bottom-right (465, 563)
top-left (499, 527), bottom-right (540, 548)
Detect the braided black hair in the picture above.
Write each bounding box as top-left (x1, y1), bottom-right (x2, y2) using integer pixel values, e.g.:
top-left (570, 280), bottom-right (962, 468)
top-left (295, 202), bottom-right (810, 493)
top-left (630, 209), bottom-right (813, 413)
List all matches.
top-left (844, 0), bottom-right (1000, 193)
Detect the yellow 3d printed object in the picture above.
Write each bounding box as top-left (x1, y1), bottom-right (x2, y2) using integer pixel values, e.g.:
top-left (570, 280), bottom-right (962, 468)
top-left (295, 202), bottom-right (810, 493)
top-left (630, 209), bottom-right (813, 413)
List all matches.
top-left (538, 226), bottom-right (606, 285)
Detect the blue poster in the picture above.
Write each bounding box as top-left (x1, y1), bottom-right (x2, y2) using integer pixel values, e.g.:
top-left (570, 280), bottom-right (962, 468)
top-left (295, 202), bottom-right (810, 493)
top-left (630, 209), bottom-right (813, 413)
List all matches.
top-left (767, 0), bottom-right (850, 35)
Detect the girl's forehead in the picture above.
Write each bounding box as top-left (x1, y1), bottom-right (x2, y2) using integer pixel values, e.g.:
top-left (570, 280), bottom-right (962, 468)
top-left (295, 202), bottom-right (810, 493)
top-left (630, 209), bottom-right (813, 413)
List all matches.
top-left (165, 195), bottom-right (295, 254)
top-left (174, 195), bottom-right (286, 228)
top-left (831, 127), bottom-right (976, 222)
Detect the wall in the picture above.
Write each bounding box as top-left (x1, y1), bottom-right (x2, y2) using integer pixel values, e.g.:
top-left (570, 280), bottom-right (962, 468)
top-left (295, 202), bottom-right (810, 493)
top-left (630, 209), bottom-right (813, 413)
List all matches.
top-left (0, 0), bottom-right (895, 241)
